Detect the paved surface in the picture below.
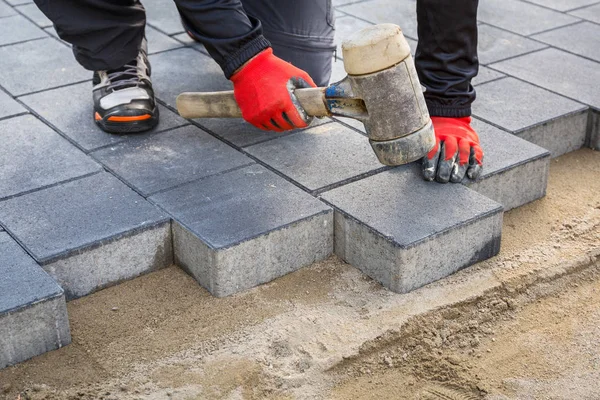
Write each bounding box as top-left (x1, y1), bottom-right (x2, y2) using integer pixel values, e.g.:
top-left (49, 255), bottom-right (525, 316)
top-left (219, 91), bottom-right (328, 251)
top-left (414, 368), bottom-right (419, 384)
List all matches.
top-left (0, 0), bottom-right (598, 367)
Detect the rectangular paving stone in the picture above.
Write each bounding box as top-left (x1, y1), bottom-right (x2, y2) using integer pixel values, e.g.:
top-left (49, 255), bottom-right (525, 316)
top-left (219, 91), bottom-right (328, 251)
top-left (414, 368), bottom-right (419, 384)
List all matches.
top-left (0, 14), bottom-right (46, 46)
top-left (0, 114), bottom-right (101, 199)
top-left (0, 232), bottom-right (70, 369)
top-left (149, 47), bottom-right (231, 108)
top-left (472, 66), bottom-right (505, 86)
top-left (491, 48), bottom-right (600, 109)
top-left (532, 22), bottom-right (600, 63)
top-left (151, 164), bottom-right (333, 297)
top-left (246, 122), bottom-right (386, 192)
top-left (20, 81), bottom-right (188, 151)
top-left (15, 3), bottom-right (52, 27)
top-left (478, 0), bottom-right (580, 35)
top-left (526, 0), bottom-right (598, 12)
top-left (321, 166), bottom-right (503, 294)
top-left (0, 173), bottom-right (172, 299)
top-left (473, 77), bottom-right (589, 156)
top-left (569, 3), bottom-right (600, 23)
top-left (0, 0), bottom-right (16, 17)
top-left (0, 88), bottom-right (26, 119)
top-left (146, 25), bottom-right (184, 55)
top-left (338, 0), bottom-right (418, 39)
top-left (467, 118), bottom-right (550, 210)
top-left (92, 125), bottom-right (253, 196)
top-left (0, 38), bottom-right (89, 96)
top-left (477, 23), bottom-right (546, 65)
top-left (144, 0), bottom-right (185, 35)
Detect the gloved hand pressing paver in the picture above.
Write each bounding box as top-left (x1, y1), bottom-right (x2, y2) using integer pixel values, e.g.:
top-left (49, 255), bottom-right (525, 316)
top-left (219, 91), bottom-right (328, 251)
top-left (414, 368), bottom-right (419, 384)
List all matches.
top-left (230, 48), bottom-right (315, 132)
top-left (422, 116), bottom-right (483, 183)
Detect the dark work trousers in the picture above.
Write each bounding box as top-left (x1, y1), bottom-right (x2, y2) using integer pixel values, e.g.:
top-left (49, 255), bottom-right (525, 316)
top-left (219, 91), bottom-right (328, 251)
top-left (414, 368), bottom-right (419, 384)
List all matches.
top-left (33, 0), bottom-right (478, 115)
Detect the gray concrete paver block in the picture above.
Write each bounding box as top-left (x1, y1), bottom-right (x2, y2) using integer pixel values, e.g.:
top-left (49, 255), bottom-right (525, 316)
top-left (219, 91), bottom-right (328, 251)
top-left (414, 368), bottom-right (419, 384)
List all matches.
top-left (150, 164), bottom-right (333, 297)
top-left (473, 77), bottom-right (588, 156)
top-left (337, 0), bottom-right (418, 39)
top-left (532, 22), bottom-right (600, 63)
top-left (478, 0), bottom-right (580, 35)
top-left (472, 66), bottom-right (505, 86)
top-left (0, 14), bottom-right (46, 46)
top-left (0, 88), bottom-right (26, 119)
top-left (478, 23), bottom-right (547, 65)
top-left (491, 48), bottom-right (600, 109)
top-left (92, 125), bottom-right (253, 196)
top-left (468, 118), bottom-right (550, 210)
top-left (321, 166), bottom-right (503, 294)
top-left (146, 25), bottom-right (184, 54)
top-left (246, 122), bottom-right (385, 192)
top-left (0, 173), bottom-right (171, 299)
top-left (0, 232), bottom-right (70, 369)
top-left (569, 2), bottom-right (600, 23)
top-left (15, 3), bottom-right (52, 27)
top-left (526, 0), bottom-right (598, 12)
top-left (0, 38), bottom-right (89, 96)
top-left (20, 81), bottom-right (188, 151)
top-left (149, 47), bottom-right (231, 108)
top-left (144, 0), bottom-right (185, 35)
top-left (0, 114), bottom-right (101, 199)
top-left (0, 0), bottom-right (16, 17)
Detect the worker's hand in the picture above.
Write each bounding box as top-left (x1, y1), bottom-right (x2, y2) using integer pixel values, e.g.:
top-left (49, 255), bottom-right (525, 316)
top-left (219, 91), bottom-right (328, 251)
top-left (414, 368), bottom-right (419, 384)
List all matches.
top-left (422, 116), bottom-right (483, 183)
top-left (230, 48), bottom-right (315, 131)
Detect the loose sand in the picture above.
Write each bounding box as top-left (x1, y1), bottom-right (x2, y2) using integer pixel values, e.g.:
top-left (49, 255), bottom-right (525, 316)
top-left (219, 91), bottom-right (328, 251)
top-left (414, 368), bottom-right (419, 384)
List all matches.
top-left (1, 149), bottom-right (598, 400)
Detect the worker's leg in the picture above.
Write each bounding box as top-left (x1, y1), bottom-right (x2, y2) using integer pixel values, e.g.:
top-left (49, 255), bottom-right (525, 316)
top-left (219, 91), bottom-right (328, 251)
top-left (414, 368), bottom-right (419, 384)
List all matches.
top-left (415, 0), bottom-right (479, 117)
top-left (33, 0), bottom-right (145, 71)
top-left (241, 0), bottom-right (336, 86)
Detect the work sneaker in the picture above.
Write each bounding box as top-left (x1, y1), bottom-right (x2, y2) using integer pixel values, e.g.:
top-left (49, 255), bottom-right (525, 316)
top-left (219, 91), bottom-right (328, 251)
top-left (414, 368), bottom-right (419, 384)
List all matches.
top-left (92, 39), bottom-right (159, 133)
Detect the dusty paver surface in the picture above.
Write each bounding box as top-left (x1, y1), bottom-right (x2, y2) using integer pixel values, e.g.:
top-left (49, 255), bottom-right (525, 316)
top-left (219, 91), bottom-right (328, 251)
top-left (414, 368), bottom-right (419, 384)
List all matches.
top-left (0, 149), bottom-right (598, 399)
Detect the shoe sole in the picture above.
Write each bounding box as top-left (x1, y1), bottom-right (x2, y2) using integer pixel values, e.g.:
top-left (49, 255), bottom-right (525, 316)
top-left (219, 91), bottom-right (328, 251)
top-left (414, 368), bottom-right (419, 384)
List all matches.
top-left (95, 107), bottom-right (160, 134)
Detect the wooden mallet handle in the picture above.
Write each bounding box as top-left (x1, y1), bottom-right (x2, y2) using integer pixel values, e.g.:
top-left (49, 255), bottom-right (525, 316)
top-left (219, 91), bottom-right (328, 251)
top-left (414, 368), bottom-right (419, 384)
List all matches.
top-left (176, 88), bottom-right (330, 119)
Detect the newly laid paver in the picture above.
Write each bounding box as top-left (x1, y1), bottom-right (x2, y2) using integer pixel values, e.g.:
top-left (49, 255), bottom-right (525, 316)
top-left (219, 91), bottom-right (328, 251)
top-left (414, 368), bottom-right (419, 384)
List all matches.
top-left (532, 22), bottom-right (600, 63)
top-left (472, 66), bottom-right (505, 86)
top-left (92, 125), bottom-right (253, 196)
top-left (526, 0), bottom-right (598, 12)
top-left (143, 0), bottom-right (185, 35)
top-left (0, 173), bottom-right (171, 299)
top-left (246, 122), bottom-right (386, 192)
top-left (491, 48), bottom-right (600, 109)
top-left (146, 25), bottom-right (184, 55)
top-left (473, 77), bottom-right (588, 156)
top-left (569, 2), bottom-right (600, 23)
top-left (0, 88), bottom-right (26, 120)
top-left (0, 38), bottom-right (89, 96)
top-left (0, 0), bottom-right (16, 17)
top-left (0, 115), bottom-right (101, 199)
top-left (151, 164), bottom-right (333, 297)
top-left (15, 3), bottom-right (52, 27)
top-left (478, 0), bottom-right (580, 36)
top-left (0, 14), bottom-right (46, 46)
top-left (468, 118), bottom-right (550, 210)
top-left (321, 166), bottom-right (503, 294)
top-left (0, 232), bottom-right (70, 369)
top-left (149, 47), bottom-right (231, 108)
top-left (338, 0), bottom-right (418, 39)
top-left (477, 23), bottom-right (546, 65)
top-left (20, 81), bottom-right (188, 151)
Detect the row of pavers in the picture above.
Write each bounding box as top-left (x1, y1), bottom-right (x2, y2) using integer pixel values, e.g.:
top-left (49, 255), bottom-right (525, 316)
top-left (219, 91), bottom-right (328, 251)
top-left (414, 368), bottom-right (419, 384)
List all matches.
top-left (2, 0), bottom-right (599, 369)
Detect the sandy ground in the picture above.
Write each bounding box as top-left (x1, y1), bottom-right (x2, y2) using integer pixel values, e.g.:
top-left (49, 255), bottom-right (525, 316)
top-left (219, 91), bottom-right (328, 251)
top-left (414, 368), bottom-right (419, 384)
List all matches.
top-left (0, 149), bottom-right (599, 400)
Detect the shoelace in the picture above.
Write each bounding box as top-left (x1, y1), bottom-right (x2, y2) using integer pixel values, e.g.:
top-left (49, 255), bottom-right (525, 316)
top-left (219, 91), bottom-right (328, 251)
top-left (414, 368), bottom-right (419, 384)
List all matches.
top-left (106, 63), bottom-right (141, 92)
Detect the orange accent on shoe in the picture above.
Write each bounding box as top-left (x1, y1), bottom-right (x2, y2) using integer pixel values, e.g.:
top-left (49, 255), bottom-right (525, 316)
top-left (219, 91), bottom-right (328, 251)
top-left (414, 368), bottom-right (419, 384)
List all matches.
top-left (107, 114), bottom-right (152, 122)
top-left (94, 112), bottom-right (102, 121)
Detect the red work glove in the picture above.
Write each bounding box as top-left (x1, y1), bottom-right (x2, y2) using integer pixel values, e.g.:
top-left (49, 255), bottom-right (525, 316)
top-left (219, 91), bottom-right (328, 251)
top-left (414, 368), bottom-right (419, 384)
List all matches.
top-left (230, 48), bottom-right (316, 132)
top-left (422, 116), bottom-right (484, 183)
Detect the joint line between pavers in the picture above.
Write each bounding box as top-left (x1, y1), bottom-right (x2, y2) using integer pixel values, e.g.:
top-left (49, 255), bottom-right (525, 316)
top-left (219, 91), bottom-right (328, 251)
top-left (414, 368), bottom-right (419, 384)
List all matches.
top-left (0, 170), bottom-right (103, 202)
top-left (1, 291), bottom-right (64, 316)
top-left (12, 2), bottom-right (50, 29)
top-left (170, 208), bottom-right (333, 251)
top-left (169, 36), bottom-right (210, 56)
top-left (320, 198), bottom-right (504, 250)
top-left (14, 78), bottom-right (92, 99)
top-left (516, 0), bottom-right (587, 15)
top-left (241, 119), bottom-right (337, 148)
top-left (567, 1), bottom-right (600, 13)
top-left (0, 35), bottom-right (47, 50)
top-left (331, 117), bottom-right (367, 136)
top-left (313, 165), bottom-right (391, 196)
top-left (36, 218), bottom-right (171, 265)
top-left (0, 111), bottom-right (29, 123)
top-left (145, 21), bottom-right (185, 38)
top-left (529, 19), bottom-right (587, 37)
